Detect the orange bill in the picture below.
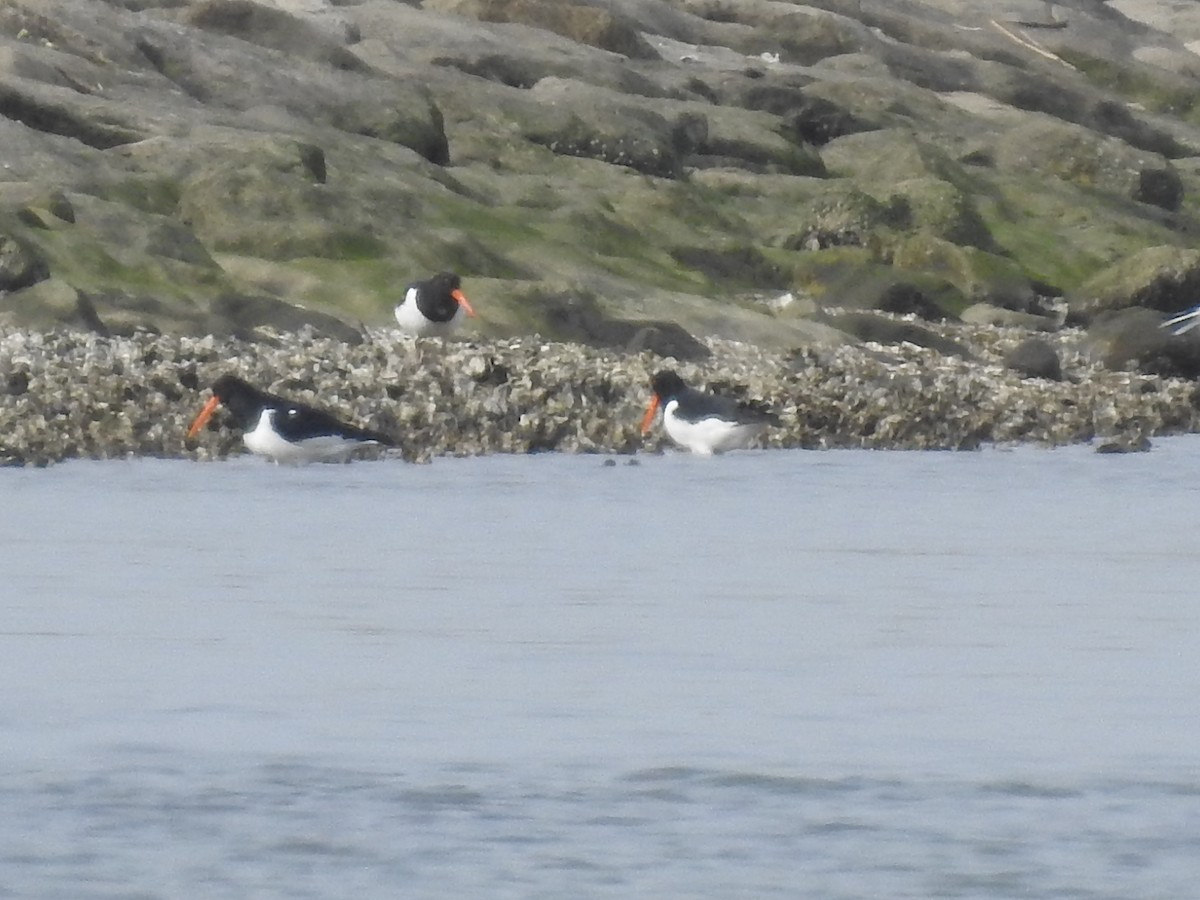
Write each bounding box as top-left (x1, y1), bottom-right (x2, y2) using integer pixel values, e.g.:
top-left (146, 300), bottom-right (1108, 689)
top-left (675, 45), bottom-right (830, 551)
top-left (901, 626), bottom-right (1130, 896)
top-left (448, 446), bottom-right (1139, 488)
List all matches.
top-left (186, 395), bottom-right (221, 439)
top-left (452, 288), bottom-right (477, 318)
top-left (639, 395), bottom-right (660, 434)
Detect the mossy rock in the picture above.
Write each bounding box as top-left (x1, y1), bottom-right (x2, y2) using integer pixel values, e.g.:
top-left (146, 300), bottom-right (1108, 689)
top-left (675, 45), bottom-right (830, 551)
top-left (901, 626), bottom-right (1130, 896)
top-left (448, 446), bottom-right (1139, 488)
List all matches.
top-left (669, 242), bottom-right (788, 290)
top-left (972, 175), bottom-right (1103, 294)
top-left (425, 0), bottom-right (659, 60)
top-left (689, 106), bottom-right (827, 175)
top-left (2, 188), bottom-right (77, 228)
top-left (472, 280), bottom-right (710, 358)
top-left (516, 79), bottom-right (684, 177)
top-left (775, 10), bottom-right (862, 65)
top-left (0, 278), bottom-right (87, 330)
top-left (993, 118), bottom-right (1183, 211)
top-left (777, 183), bottom-right (907, 251)
top-left (202, 293), bottom-right (363, 342)
top-left (1082, 306), bottom-right (1200, 378)
top-left (1054, 48), bottom-right (1200, 140)
top-left (183, 0), bottom-right (370, 72)
top-left (1069, 246), bottom-right (1200, 319)
top-left (511, 77), bottom-right (823, 178)
top-left (785, 246), bottom-right (967, 318)
top-left (889, 177), bottom-right (992, 249)
top-left (11, 0), bottom-right (1200, 354)
top-left (718, 76), bottom-right (876, 147)
top-left (819, 128), bottom-right (977, 192)
top-left (8, 194), bottom-right (233, 305)
top-left (814, 131), bottom-right (996, 248)
top-left (174, 140), bottom-right (422, 260)
top-left (890, 235), bottom-right (1035, 311)
top-left (0, 227), bottom-right (50, 291)
top-left (0, 277), bottom-right (206, 336)
top-left (825, 311), bottom-right (971, 358)
top-left (959, 303), bottom-right (1059, 331)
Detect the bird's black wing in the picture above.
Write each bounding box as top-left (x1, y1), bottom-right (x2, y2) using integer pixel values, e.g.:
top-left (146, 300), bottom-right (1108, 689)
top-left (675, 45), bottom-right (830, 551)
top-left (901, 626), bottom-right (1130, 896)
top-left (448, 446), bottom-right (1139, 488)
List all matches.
top-left (273, 403), bottom-right (396, 445)
top-left (683, 387), bottom-right (779, 426)
top-left (735, 398), bottom-right (782, 427)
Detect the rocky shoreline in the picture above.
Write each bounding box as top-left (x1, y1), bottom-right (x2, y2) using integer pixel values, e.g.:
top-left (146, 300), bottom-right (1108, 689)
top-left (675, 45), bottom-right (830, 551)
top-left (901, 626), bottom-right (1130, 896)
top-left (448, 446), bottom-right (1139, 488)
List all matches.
top-left (10, 0), bottom-right (1200, 363)
top-left (1, 320), bottom-right (1195, 467)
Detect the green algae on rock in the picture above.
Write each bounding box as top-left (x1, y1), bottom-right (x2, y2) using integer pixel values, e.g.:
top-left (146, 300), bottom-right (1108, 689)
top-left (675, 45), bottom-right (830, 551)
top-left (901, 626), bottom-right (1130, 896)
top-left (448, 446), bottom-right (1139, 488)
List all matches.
top-left (2, 0), bottom-right (1200, 344)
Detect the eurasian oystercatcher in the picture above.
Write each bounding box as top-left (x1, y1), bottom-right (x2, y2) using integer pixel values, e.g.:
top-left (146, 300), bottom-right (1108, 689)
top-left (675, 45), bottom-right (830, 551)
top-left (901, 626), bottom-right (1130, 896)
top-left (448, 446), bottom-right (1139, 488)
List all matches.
top-left (640, 369), bottom-right (780, 455)
top-left (1162, 305), bottom-right (1200, 335)
top-left (186, 374), bottom-right (396, 463)
top-left (394, 271), bottom-right (476, 336)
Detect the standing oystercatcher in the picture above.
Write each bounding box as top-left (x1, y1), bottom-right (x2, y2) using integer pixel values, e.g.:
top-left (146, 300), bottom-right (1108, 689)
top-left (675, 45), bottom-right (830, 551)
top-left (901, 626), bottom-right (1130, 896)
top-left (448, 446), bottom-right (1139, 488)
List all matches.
top-left (640, 369), bottom-right (779, 455)
top-left (1162, 305), bottom-right (1200, 335)
top-left (394, 271), bottom-right (476, 337)
top-left (186, 374), bottom-right (396, 463)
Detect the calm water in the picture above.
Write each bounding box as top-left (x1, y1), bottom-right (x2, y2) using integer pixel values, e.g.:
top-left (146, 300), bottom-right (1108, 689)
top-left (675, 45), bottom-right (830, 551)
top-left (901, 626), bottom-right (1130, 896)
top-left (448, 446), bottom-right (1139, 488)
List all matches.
top-left (2, 443), bottom-right (1200, 898)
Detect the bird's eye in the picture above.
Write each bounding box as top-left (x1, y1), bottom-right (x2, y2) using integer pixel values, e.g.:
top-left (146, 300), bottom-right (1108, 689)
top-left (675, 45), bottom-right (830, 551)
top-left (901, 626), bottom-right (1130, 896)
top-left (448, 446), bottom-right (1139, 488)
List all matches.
top-left (287, 408), bottom-right (299, 417)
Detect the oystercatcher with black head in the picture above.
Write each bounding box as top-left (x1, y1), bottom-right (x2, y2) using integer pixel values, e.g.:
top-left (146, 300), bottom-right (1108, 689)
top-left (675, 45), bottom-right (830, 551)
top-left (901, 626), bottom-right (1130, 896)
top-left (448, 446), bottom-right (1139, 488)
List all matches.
top-left (641, 369), bottom-right (780, 456)
top-left (186, 374), bottom-right (396, 464)
top-left (394, 271), bottom-right (476, 337)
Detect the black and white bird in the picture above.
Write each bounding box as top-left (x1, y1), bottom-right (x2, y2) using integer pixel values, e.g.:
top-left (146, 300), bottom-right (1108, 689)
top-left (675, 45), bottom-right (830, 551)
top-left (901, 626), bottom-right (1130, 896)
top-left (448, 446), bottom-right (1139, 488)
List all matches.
top-left (186, 374), bottom-right (395, 464)
top-left (1162, 305), bottom-right (1200, 335)
top-left (640, 369), bottom-right (779, 455)
top-left (394, 271), bottom-right (477, 337)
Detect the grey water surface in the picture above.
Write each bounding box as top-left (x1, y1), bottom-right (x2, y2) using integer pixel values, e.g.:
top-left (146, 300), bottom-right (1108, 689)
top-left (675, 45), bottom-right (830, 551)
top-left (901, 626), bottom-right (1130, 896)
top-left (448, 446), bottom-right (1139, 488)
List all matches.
top-left (2, 443), bottom-right (1199, 898)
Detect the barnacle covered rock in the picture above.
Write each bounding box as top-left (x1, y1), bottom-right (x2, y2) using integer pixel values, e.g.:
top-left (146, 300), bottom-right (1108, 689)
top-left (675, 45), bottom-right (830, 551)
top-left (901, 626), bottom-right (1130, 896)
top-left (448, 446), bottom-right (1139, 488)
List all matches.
top-left (0, 318), bottom-right (1199, 466)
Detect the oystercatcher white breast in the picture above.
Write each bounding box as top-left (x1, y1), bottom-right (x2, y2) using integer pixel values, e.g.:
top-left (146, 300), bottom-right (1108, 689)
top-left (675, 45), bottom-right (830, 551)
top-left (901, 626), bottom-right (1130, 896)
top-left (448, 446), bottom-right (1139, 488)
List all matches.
top-left (394, 271), bottom-right (476, 337)
top-left (640, 369), bottom-right (779, 455)
top-left (186, 374), bottom-right (395, 464)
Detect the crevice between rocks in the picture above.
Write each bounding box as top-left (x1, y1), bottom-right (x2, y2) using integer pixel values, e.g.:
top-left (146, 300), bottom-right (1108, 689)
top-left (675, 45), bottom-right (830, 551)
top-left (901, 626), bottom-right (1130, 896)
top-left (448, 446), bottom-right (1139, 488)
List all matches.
top-left (0, 84), bottom-right (142, 149)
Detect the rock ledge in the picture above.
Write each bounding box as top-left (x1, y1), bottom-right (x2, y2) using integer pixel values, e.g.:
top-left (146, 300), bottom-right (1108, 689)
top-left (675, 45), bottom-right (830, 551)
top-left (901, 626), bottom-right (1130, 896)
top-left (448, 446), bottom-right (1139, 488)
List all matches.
top-left (1, 320), bottom-right (1193, 466)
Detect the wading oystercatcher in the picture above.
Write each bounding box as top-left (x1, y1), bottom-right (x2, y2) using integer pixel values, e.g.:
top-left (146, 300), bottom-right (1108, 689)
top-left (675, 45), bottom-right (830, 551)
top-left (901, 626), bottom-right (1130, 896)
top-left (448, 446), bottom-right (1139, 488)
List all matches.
top-left (394, 271), bottom-right (476, 337)
top-left (640, 369), bottom-right (780, 455)
top-left (186, 374), bottom-right (396, 463)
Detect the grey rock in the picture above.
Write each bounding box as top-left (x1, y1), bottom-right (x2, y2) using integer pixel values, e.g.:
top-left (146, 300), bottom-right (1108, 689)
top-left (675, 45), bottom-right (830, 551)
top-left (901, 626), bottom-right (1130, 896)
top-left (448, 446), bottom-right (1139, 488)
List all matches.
top-left (1004, 337), bottom-right (1062, 381)
top-left (181, 0), bottom-right (373, 72)
top-left (0, 230), bottom-right (49, 292)
top-left (993, 118), bottom-right (1183, 212)
top-left (826, 311), bottom-right (972, 358)
top-left (424, 0), bottom-right (661, 60)
top-left (1070, 247), bottom-right (1200, 320)
top-left (1095, 434), bottom-right (1153, 454)
top-left (5, 0), bottom-right (1200, 417)
top-left (960, 303), bottom-right (1059, 331)
top-left (1, 314), bottom-right (1198, 465)
top-left (1085, 306), bottom-right (1200, 380)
